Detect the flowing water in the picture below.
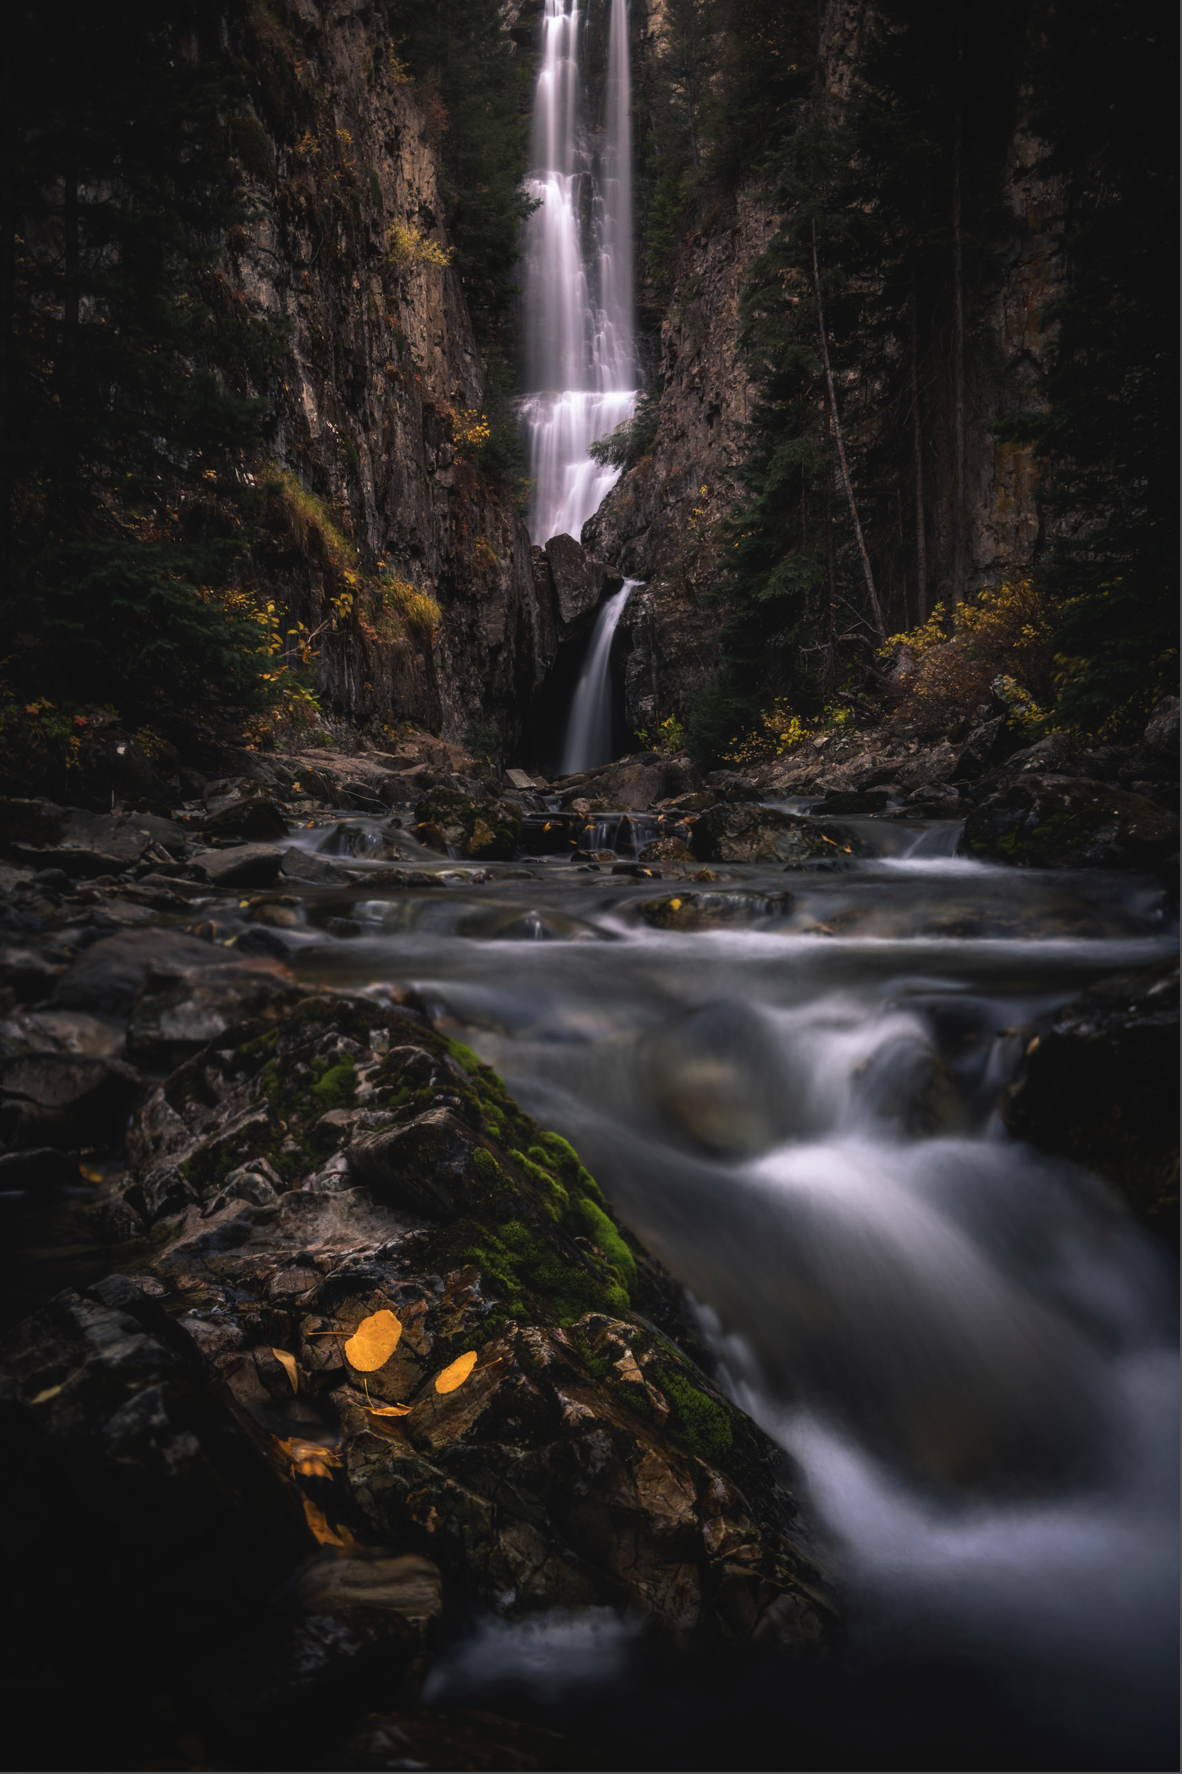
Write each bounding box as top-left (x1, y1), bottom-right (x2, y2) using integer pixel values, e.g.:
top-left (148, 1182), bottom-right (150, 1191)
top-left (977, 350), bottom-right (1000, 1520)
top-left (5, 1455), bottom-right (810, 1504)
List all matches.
top-left (559, 578), bottom-right (637, 772)
top-left (263, 811), bottom-right (1178, 1769)
top-left (520, 0), bottom-right (638, 543)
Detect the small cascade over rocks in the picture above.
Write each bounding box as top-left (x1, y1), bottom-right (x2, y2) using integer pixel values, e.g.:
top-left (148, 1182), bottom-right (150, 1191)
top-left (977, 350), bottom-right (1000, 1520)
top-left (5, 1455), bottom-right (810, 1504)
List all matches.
top-left (520, 0), bottom-right (638, 545)
top-left (560, 579), bottom-right (636, 774)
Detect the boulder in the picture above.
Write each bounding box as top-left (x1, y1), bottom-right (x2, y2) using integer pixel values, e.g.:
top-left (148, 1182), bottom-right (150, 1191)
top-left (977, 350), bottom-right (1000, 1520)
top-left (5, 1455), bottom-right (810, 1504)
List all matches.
top-left (190, 843), bottom-right (285, 888)
top-left (1003, 965), bottom-right (1179, 1227)
top-left (413, 789), bottom-right (522, 861)
top-left (0, 1051), bottom-right (144, 1150)
top-left (50, 929), bottom-right (250, 1017)
top-left (543, 533), bottom-right (614, 629)
top-left (964, 774), bottom-right (1179, 868)
top-left (126, 964), bottom-right (303, 1072)
top-left (280, 847), bottom-right (353, 885)
top-left (691, 805), bottom-right (863, 866)
top-left (638, 836), bottom-right (696, 864)
top-left (200, 797), bottom-right (290, 842)
top-left (637, 890), bottom-right (794, 932)
top-left (0, 799), bottom-right (153, 877)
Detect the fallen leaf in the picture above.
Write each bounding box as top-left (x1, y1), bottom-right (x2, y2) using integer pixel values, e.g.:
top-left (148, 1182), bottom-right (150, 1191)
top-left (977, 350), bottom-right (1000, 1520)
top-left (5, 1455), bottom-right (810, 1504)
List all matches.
top-left (344, 1308), bottom-right (402, 1372)
top-left (303, 1497), bottom-right (346, 1546)
top-left (363, 1402), bottom-right (413, 1419)
top-left (29, 1384), bottom-right (63, 1406)
top-left (78, 1164), bottom-right (103, 1183)
top-left (272, 1347), bottom-right (299, 1392)
top-left (434, 1350), bottom-right (478, 1394)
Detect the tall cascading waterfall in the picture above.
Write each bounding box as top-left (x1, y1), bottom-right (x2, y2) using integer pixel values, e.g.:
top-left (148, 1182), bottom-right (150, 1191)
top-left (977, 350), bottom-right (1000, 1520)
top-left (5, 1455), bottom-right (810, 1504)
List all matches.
top-left (520, 0), bottom-right (637, 547)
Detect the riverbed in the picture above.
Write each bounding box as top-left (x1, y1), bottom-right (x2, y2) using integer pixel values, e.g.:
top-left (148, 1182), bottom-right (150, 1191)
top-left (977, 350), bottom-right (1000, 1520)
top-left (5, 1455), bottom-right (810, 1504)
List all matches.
top-left (259, 812), bottom-right (1178, 1768)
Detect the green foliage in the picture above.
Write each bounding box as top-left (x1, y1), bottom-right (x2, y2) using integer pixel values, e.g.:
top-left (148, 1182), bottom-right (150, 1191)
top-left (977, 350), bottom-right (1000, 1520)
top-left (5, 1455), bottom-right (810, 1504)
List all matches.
top-left (462, 718), bottom-right (500, 762)
top-left (588, 385), bottom-right (662, 469)
top-left (566, 1198), bottom-right (637, 1302)
top-left (5, 0), bottom-right (285, 726)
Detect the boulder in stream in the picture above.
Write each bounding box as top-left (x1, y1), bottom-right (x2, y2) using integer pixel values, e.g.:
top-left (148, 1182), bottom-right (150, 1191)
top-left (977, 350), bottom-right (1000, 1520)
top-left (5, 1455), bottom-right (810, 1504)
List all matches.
top-left (964, 774), bottom-right (1179, 867)
top-left (1003, 963), bottom-right (1179, 1229)
top-left (414, 789), bottom-right (523, 861)
top-left (691, 804), bottom-right (863, 866)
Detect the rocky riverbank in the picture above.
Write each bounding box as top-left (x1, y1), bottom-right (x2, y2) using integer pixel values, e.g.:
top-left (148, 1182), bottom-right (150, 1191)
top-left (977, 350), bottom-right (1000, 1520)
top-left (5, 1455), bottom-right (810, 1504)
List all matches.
top-left (0, 699), bottom-right (1176, 1767)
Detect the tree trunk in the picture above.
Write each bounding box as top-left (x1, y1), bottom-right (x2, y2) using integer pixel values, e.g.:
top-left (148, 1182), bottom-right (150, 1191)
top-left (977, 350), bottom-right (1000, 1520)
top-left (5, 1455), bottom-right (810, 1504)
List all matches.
top-left (951, 96), bottom-right (967, 606)
top-left (811, 222), bottom-right (887, 643)
top-left (910, 253), bottom-right (929, 622)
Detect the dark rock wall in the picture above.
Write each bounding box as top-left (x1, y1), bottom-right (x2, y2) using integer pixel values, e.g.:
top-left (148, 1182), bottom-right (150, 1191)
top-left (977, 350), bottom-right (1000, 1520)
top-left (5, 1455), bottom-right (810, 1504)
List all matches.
top-left (218, 0), bottom-right (558, 752)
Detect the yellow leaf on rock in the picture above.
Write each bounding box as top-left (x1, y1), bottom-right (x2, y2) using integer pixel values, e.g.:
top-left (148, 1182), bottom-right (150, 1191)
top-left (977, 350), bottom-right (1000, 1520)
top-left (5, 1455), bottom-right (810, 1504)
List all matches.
top-left (78, 1165), bottom-right (103, 1183)
top-left (29, 1384), bottom-right (63, 1406)
top-left (363, 1403), bottom-right (413, 1422)
top-left (434, 1350), bottom-right (478, 1394)
top-left (272, 1347), bottom-right (299, 1392)
top-left (343, 1308), bottom-right (402, 1372)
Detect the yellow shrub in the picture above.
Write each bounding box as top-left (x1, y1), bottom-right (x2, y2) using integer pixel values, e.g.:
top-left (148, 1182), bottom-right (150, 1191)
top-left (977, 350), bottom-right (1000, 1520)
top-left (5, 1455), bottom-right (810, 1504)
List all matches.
top-left (387, 221), bottom-right (452, 269)
top-left (884, 574), bottom-right (1056, 737)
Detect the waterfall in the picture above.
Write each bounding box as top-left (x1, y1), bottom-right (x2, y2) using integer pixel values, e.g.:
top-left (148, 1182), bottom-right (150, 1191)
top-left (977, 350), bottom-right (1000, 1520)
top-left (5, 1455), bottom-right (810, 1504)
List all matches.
top-left (559, 580), bottom-right (635, 774)
top-left (520, 0), bottom-right (637, 545)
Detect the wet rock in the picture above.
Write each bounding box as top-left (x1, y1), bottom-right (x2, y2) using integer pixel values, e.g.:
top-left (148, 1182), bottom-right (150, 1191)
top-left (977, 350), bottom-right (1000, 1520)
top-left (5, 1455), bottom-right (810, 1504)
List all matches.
top-left (638, 890), bottom-right (794, 932)
top-left (638, 835), bottom-right (696, 863)
top-left (126, 964), bottom-right (303, 1073)
top-left (1141, 695), bottom-right (1179, 759)
top-left (953, 716), bottom-right (1022, 783)
top-left (200, 797), bottom-right (291, 842)
top-left (347, 1110), bottom-right (498, 1220)
top-left (0, 1146), bottom-right (83, 1198)
top-left (543, 534), bottom-right (615, 629)
top-left (0, 946), bottom-right (60, 1004)
top-left (190, 842), bottom-right (285, 889)
top-left (281, 847), bottom-right (353, 885)
top-left (964, 774), bottom-right (1180, 867)
top-left (50, 928), bottom-right (255, 1017)
top-left (334, 1705), bottom-right (593, 1772)
top-left (414, 789), bottom-right (522, 861)
top-left (0, 798), bottom-right (154, 877)
top-left (808, 790), bottom-right (889, 815)
top-left (691, 804), bottom-right (863, 866)
top-left (1003, 965), bottom-right (1179, 1227)
top-left (0, 1051), bottom-right (144, 1150)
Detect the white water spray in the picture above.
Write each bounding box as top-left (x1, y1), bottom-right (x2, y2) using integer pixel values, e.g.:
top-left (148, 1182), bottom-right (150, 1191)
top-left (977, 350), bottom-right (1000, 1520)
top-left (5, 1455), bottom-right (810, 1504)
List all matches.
top-left (521, 0), bottom-right (638, 544)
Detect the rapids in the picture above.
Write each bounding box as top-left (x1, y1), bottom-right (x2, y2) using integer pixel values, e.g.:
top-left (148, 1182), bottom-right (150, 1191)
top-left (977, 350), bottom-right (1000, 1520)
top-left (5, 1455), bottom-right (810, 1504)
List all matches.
top-left (262, 807), bottom-right (1179, 1769)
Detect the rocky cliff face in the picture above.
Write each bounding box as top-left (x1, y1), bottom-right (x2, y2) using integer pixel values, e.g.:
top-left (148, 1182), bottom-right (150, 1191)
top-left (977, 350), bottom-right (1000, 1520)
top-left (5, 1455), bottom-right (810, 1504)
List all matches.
top-left (220, 0), bottom-right (566, 756)
top-left (583, 0), bottom-right (1066, 736)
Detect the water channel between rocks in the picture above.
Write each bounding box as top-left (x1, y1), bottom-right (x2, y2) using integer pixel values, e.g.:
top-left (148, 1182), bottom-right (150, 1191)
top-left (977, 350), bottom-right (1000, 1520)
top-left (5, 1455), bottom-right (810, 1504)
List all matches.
top-left (215, 811), bottom-right (1175, 1767)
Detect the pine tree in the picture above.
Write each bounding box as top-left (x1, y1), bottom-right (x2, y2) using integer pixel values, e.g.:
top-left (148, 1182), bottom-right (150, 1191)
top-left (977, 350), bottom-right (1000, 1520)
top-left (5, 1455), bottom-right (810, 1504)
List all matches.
top-left (4, 0), bottom-right (283, 723)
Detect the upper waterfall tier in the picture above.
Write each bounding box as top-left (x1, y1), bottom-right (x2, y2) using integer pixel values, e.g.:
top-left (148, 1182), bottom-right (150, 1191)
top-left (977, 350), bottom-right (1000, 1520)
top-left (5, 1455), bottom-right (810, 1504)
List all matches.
top-left (521, 0), bottom-right (637, 544)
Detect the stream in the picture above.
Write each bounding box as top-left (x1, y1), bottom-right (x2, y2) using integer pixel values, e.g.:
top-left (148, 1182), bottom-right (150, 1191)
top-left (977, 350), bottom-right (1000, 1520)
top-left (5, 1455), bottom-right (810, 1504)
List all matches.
top-left (230, 808), bottom-right (1178, 1769)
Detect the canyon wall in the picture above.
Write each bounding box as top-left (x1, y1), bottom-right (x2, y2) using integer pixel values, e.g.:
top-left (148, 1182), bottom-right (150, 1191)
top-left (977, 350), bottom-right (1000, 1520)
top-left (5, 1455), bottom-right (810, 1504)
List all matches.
top-left (219, 0), bottom-right (559, 755)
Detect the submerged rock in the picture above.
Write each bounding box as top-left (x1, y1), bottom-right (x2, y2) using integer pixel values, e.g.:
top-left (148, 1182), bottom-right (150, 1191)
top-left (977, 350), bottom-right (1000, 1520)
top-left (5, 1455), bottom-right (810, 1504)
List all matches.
top-left (639, 1001), bottom-right (796, 1156)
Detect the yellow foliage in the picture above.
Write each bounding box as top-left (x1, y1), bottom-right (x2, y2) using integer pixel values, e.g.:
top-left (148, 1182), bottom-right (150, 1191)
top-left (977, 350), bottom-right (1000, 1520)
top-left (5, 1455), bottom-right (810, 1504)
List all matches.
top-left (387, 220), bottom-right (452, 269)
top-left (884, 574), bottom-right (1056, 737)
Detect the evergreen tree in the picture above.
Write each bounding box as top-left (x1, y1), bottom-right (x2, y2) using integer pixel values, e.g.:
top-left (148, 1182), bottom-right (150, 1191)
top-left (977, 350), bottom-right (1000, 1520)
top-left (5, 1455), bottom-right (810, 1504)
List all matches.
top-left (4, 0), bottom-right (283, 724)
top-left (1001, 0), bottom-right (1178, 731)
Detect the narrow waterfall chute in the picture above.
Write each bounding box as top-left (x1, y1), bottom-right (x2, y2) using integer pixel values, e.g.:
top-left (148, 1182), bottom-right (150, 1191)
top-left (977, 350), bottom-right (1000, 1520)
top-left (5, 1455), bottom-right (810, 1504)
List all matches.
top-left (560, 580), bottom-right (636, 775)
top-left (521, 0), bottom-right (638, 545)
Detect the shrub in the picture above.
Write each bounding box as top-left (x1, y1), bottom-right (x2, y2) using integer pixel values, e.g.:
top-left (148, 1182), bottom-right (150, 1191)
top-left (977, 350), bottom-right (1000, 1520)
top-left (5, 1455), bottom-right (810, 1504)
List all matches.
top-left (387, 219), bottom-right (452, 268)
top-left (884, 573), bottom-right (1056, 737)
top-left (587, 384), bottom-right (661, 469)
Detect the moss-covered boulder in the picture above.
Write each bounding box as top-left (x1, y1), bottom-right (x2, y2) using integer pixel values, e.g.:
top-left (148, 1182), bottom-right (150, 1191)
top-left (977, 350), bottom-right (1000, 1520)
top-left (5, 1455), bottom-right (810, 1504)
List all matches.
top-left (691, 804), bottom-right (865, 865)
top-left (108, 993), bottom-right (837, 1657)
top-left (964, 774), bottom-right (1179, 868)
top-left (413, 788), bottom-right (523, 860)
